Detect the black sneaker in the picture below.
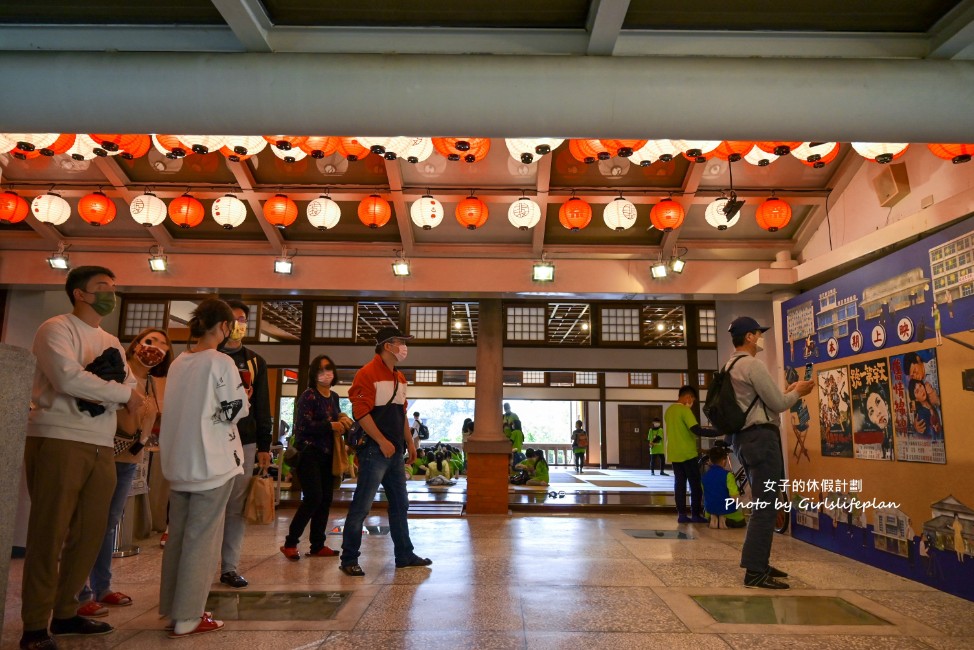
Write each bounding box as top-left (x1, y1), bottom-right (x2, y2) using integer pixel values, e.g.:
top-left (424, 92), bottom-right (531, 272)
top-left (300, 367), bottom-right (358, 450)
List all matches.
top-left (744, 569), bottom-right (789, 590)
top-left (768, 566), bottom-right (789, 578)
top-left (339, 564), bottom-right (365, 577)
top-left (220, 571), bottom-right (248, 588)
top-left (50, 616), bottom-right (114, 637)
top-left (395, 556), bottom-right (433, 569)
top-left (19, 629), bottom-right (57, 649)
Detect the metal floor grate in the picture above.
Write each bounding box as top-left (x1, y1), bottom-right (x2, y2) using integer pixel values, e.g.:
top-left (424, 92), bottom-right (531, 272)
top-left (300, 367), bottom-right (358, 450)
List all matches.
top-left (410, 502), bottom-right (465, 517)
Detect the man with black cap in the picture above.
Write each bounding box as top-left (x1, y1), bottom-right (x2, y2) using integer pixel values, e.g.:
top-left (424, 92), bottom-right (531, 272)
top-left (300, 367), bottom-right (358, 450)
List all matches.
top-left (339, 326), bottom-right (430, 576)
top-left (725, 316), bottom-right (813, 589)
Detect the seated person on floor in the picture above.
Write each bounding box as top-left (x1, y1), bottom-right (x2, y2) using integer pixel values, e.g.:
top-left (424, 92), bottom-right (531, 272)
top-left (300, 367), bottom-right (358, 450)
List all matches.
top-left (519, 449), bottom-right (549, 486)
top-left (426, 452), bottom-right (456, 486)
top-left (701, 446), bottom-right (746, 528)
top-left (407, 451), bottom-right (429, 477)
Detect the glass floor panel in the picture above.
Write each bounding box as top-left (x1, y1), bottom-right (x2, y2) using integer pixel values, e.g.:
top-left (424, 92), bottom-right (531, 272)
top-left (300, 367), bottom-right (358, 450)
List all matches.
top-left (623, 529), bottom-right (691, 539)
top-left (205, 590), bottom-right (352, 621)
top-left (692, 595), bottom-right (892, 625)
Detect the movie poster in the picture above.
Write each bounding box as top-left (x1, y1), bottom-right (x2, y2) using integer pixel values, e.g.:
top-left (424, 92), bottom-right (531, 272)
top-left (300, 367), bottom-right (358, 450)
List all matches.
top-left (849, 359), bottom-right (894, 461)
top-left (818, 366), bottom-right (853, 457)
top-left (889, 348), bottom-right (946, 464)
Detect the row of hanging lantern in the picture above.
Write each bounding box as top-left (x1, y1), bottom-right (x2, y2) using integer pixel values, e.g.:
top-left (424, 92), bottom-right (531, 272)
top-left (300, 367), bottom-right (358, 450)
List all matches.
top-left (1, 187), bottom-right (793, 233)
top-left (2, 134), bottom-right (973, 166)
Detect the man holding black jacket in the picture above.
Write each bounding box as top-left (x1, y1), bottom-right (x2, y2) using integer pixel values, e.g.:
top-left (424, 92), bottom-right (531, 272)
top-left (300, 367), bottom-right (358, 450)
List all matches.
top-left (216, 300), bottom-right (273, 589)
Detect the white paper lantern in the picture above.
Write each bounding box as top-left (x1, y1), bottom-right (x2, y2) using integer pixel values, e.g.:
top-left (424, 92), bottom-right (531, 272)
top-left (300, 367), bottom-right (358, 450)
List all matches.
top-left (176, 135), bottom-right (227, 155)
top-left (643, 140), bottom-right (681, 162)
top-left (704, 197), bottom-right (740, 230)
top-left (743, 145), bottom-right (778, 166)
top-left (224, 135), bottom-right (268, 156)
top-left (504, 138), bottom-right (564, 164)
top-left (851, 142), bottom-right (909, 163)
top-left (602, 197), bottom-right (638, 231)
top-left (271, 146), bottom-right (307, 163)
top-left (31, 192), bottom-right (71, 225)
top-left (507, 197), bottom-right (541, 230)
top-left (307, 196), bottom-right (341, 230)
top-left (790, 142), bottom-right (837, 162)
top-left (400, 138), bottom-right (434, 163)
top-left (5, 133), bottom-right (58, 152)
top-left (674, 140), bottom-right (721, 159)
top-left (212, 194), bottom-right (247, 229)
top-left (410, 195), bottom-right (444, 230)
top-left (129, 192), bottom-right (167, 227)
top-left (0, 133), bottom-right (13, 152)
top-left (628, 143), bottom-right (656, 167)
top-left (61, 134), bottom-right (99, 161)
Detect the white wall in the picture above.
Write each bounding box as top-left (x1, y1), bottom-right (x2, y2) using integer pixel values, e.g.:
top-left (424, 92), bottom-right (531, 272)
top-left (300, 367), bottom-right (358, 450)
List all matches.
top-left (2, 289), bottom-right (122, 348)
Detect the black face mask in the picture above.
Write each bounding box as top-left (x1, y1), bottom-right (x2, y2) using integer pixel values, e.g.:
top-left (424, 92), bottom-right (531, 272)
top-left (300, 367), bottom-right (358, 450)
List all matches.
top-left (219, 324), bottom-right (232, 350)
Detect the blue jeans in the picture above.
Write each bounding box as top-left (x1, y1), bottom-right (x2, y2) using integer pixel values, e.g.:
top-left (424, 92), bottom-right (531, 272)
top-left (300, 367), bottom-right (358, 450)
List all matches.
top-left (340, 442), bottom-right (414, 566)
top-left (79, 461), bottom-right (138, 601)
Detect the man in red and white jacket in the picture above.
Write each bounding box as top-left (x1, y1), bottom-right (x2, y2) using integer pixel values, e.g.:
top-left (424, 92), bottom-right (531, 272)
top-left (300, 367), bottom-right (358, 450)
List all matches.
top-left (339, 327), bottom-right (431, 577)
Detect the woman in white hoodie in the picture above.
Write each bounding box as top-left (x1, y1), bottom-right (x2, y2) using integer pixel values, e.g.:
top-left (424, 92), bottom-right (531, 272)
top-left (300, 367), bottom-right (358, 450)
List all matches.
top-left (159, 299), bottom-right (249, 639)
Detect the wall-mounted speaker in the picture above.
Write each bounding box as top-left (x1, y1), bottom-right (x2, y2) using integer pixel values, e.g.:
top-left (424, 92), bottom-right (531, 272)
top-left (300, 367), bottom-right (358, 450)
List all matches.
top-left (871, 162), bottom-right (911, 208)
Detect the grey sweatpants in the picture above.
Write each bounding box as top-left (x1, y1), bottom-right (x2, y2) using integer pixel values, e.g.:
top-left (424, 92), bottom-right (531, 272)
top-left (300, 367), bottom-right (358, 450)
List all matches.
top-left (221, 442), bottom-right (256, 574)
top-left (159, 478), bottom-right (235, 621)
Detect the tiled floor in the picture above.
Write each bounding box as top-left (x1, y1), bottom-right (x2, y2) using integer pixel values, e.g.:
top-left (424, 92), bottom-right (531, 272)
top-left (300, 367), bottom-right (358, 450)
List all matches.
top-left (4, 508), bottom-right (974, 649)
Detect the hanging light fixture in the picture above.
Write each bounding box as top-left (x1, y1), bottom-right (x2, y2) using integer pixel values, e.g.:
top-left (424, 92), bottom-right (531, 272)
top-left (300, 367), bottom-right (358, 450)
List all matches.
top-left (129, 191), bottom-right (167, 227)
top-left (669, 247), bottom-right (687, 274)
top-left (704, 197), bottom-right (741, 230)
top-left (307, 194), bottom-right (341, 230)
top-left (78, 191), bottom-right (116, 226)
top-left (851, 142), bottom-right (909, 164)
top-left (456, 194), bottom-right (489, 230)
top-left (558, 194), bottom-right (592, 231)
top-left (263, 194), bottom-right (298, 228)
top-left (508, 195), bottom-right (541, 230)
top-left (31, 191), bottom-right (71, 225)
top-left (0, 190), bottom-right (29, 224)
top-left (399, 138), bottom-right (434, 164)
top-left (212, 194), bottom-right (247, 229)
top-left (755, 194), bottom-right (792, 232)
top-left (651, 255), bottom-right (668, 279)
top-left (532, 252), bottom-right (554, 282)
top-left (148, 245), bottom-right (168, 272)
top-left (410, 194), bottom-right (443, 230)
top-left (358, 194), bottom-right (392, 228)
top-left (602, 195), bottom-right (638, 231)
top-left (274, 247), bottom-right (294, 274)
top-left (649, 197), bottom-right (685, 232)
top-left (168, 192), bottom-right (205, 228)
top-left (928, 143), bottom-right (974, 164)
top-left (47, 241), bottom-right (70, 270)
top-left (392, 250), bottom-right (410, 277)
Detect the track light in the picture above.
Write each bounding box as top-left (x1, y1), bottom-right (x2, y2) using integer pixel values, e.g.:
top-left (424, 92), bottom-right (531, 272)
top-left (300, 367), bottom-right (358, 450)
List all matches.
top-left (47, 241), bottom-right (69, 270)
top-left (669, 248), bottom-right (687, 274)
top-left (148, 246), bottom-right (167, 272)
top-left (274, 247), bottom-right (294, 274)
top-left (392, 251), bottom-right (410, 277)
top-left (532, 252), bottom-right (554, 282)
top-left (651, 261), bottom-right (667, 279)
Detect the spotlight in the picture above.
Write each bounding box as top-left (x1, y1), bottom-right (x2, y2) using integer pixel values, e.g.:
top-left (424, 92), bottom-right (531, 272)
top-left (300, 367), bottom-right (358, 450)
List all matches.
top-left (670, 257), bottom-right (686, 274)
top-left (148, 246), bottom-right (168, 272)
top-left (47, 242), bottom-right (69, 270)
top-left (532, 261), bottom-right (555, 282)
top-left (274, 247), bottom-right (294, 274)
top-left (392, 259), bottom-right (410, 277)
top-left (651, 261), bottom-right (667, 279)
top-left (581, 322), bottom-right (590, 331)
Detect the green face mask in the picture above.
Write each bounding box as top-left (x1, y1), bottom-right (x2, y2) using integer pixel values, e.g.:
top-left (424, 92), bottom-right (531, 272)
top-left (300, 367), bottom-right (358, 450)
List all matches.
top-left (84, 290), bottom-right (116, 316)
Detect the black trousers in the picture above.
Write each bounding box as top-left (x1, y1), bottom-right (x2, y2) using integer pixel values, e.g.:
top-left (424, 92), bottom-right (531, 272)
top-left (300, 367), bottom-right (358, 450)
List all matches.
top-left (671, 458), bottom-right (703, 517)
top-left (649, 453), bottom-right (666, 473)
top-left (285, 446), bottom-right (335, 550)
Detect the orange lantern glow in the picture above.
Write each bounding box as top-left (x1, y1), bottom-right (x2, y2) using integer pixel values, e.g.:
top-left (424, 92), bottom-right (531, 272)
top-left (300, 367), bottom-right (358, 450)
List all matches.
top-left (755, 196), bottom-right (792, 232)
top-left (263, 135), bottom-right (309, 151)
top-left (928, 144), bottom-right (974, 164)
top-left (118, 135), bottom-right (151, 159)
top-left (568, 139), bottom-right (609, 164)
top-left (299, 136), bottom-right (340, 158)
top-left (78, 191), bottom-right (117, 226)
top-left (712, 141), bottom-right (754, 162)
top-left (455, 196), bottom-right (489, 230)
top-left (600, 139), bottom-right (649, 158)
top-left (756, 141), bottom-right (802, 156)
top-left (39, 133), bottom-right (76, 157)
top-left (168, 193), bottom-right (204, 228)
top-left (10, 146), bottom-right (42, 160)
top-left (154, 135), bottom-right (190, 158)
top-left (262, 194), bottom-right (298, 229)
top-left (558, 197), bottom-right (593, 231)
top-left (0, 191), bottom-right (29, 224)
top-left (337, 137), bottom-right (370, 161)
top-left (357, 195), bottom-right (392, 228)
top-left (649, 198), bottom-right (685, 232)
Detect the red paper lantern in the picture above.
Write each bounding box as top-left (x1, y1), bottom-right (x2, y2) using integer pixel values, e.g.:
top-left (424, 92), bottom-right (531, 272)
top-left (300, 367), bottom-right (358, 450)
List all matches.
top-left (118, 135), bottom-right (151, 159)
top-left (168, 193), bottom-right (204, 228)
top-left (649, 198), bottom-right (685, 232)
top-left (712, 141), bottom-right (754, 162)
top-left (432, 137), bottom-right (491, 163)
top-left (9, 146), bottom-right (41, 160)
top-left (262, 135), bottom-right (309, 151)
top-left (755, 196), bottom-right (792, 232)
top-left (567, 139), bottom-right (609, 164)
top-left (299, 136), bottom-right (339, 158)
top-left (89, 134), bottom-right (145, 155)
top-left (220, 145), bottom-right (252, 162)
top-left (154, 135), bottom-right (190, 158)
top-left (263, 194), bottom-right (298, 229)
top-left (928, 144), bottom-right (974, 164)
top-left (78, 191), bottom-right (117, 226)
top-left (0, 191), bottom-right (29, 224)
top-left (756, 141), bottom-right (802, 156)
top-left (39, 133), bottom-right (76, 157)
top-left (455, 196), bottom-right (489, 230)
top-left (600, 139), bottom-right (648, 158)
top-left (558, 197), bottom-right (593, 231)
top-left (801, 143), bottom-right (840, 168)
top-left (358, 195), bottom-right (392, 228)
top-left (336, 137), bottom-right (369, 161)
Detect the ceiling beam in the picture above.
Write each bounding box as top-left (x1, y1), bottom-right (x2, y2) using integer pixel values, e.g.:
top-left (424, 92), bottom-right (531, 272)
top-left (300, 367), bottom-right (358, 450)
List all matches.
top-left (210, 0), bottom-right (273, 53)
top-left (586, 0), bottom-right (632, 56)
top-left (928, 0), bottom-right (974, 59)
top-left (384, 158), bottom-right (415, 255)
top-left (226, 159), bottom-right (285, 252)
top-left (93, 157), bottom-right (175, 250)
top-left (660, 159), bottom-right (707, 257)
top-left (532, 154), bottom-right (552, 257)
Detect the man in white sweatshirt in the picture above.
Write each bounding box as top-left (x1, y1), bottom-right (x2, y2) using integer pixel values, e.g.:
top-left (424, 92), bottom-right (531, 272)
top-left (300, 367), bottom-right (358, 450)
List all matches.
top-left (20, 266), bottom-right (143, 650)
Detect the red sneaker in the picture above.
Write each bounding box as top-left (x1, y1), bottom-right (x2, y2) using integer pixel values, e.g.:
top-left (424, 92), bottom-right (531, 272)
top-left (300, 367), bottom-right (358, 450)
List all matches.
top-left (97, 591), bottom-right (132, 607)
top-left (306, 546), bottom-right (339, 557)
top-left (77, 600), bottom-right (109, 618)
top-left (280, 545), bottom-right (300, 561)
top-left (159, 532), bottom-right (168, 548)
top-left (168, 614), bottom-right (224, 639)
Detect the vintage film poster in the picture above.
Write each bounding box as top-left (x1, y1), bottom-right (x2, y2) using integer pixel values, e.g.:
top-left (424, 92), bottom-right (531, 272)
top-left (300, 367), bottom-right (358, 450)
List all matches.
top-left (818, 366), bottom-right (853, 457)
top-left (849, 358), bottom-right (894, 461)
top-left (889, 348), bottom-right (946, 463)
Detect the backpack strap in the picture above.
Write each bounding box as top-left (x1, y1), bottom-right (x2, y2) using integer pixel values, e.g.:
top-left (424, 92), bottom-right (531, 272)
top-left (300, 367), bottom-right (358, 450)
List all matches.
top-left (725, 354), bottom-right (761, 419)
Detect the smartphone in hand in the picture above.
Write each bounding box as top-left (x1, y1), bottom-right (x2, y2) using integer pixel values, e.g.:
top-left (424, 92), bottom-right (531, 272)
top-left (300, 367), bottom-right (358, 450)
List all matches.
top-left (804, 363), bottom-right (814, 381)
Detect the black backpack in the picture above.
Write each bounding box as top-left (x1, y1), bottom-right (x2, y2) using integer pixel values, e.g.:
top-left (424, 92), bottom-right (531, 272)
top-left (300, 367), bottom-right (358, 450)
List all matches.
top-left (702, 356), bottom-right (760, 436)
top-left (418, 423), bottom-right (430, 440)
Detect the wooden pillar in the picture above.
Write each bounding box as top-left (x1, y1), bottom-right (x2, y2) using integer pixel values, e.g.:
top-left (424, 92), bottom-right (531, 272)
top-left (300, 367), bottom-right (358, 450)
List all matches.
top-left (465, 299), bottom-right (512, 515)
